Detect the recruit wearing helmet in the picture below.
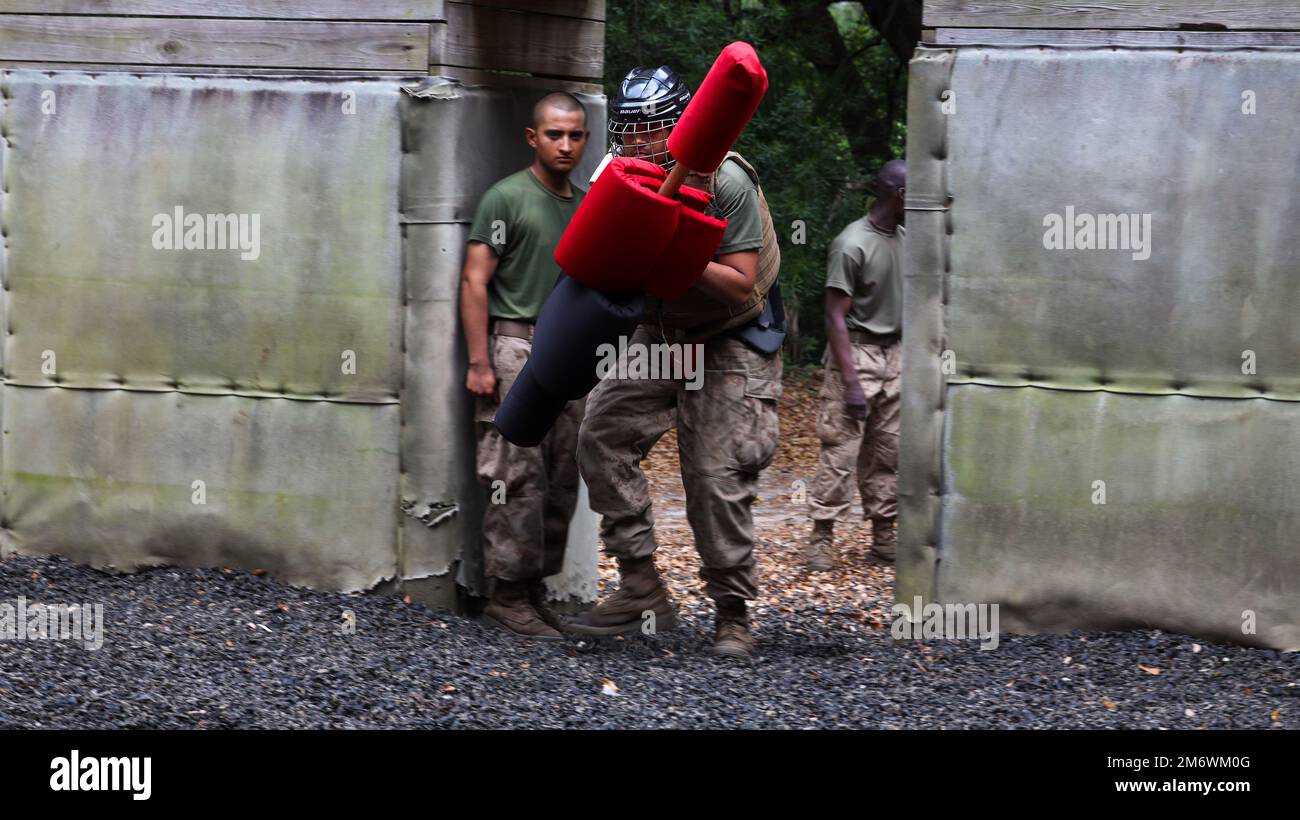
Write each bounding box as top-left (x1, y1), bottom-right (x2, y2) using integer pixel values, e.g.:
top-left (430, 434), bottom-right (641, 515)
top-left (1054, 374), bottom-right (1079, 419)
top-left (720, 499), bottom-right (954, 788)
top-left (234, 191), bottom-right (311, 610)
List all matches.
top-left (608, 65), bottom-right (692, 172)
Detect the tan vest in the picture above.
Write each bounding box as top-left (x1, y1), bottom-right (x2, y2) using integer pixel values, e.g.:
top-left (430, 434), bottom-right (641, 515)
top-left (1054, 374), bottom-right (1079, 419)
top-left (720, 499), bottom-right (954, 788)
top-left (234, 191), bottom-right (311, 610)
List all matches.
top-left (643, 151), bottom-right (781, 343)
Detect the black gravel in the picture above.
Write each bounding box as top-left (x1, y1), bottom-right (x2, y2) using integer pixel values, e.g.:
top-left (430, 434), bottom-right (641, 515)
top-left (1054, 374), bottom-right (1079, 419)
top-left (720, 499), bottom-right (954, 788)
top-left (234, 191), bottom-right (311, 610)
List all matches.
top-left (0, 554), bottom-right (1295, 729)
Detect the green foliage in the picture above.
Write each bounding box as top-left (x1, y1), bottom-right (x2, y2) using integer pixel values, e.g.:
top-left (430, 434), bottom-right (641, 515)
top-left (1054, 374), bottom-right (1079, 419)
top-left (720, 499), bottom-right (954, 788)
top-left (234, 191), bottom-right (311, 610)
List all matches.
top-left (605, 0), bottom-right (907, 363)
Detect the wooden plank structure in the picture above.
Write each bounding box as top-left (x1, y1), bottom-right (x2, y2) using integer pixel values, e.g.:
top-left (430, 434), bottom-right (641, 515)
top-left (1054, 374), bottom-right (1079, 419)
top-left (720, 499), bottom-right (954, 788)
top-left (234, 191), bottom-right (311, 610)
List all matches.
top-left (0, 1), bottom-right (605, 81)
top-left (923, 0), bottom-right (1300, 47)
top-left (924, 0), bottom-right (1300, 30)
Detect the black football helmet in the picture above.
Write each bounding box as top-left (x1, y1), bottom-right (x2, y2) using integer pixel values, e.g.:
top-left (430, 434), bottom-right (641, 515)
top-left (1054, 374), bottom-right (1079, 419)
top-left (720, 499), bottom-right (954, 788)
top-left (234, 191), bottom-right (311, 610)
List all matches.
top-left (608, 65), bottom-right (692, 171)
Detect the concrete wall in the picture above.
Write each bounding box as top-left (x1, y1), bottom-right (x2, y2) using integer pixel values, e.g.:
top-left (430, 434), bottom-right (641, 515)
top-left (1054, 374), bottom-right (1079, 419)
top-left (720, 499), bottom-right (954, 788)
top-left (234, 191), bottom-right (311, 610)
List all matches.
top-left (899, 4), bottom-right (1300, 649)
top-left (0, 2), bottom-right (607, 608)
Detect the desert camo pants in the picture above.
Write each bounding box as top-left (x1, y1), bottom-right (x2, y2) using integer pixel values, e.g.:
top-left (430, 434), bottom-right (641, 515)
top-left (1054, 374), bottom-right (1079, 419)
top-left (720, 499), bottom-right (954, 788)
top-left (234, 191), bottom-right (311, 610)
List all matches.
top-left (578, 325), bottom-right (782, 603)
top-left (809, 341), bottom-right (901, 523)
top-left (476, 333), bottom-right (586, 581)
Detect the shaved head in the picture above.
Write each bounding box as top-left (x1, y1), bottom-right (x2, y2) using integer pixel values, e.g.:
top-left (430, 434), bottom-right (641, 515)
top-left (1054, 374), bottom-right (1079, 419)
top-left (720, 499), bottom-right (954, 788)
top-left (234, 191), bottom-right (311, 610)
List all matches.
top-left (867, 158), bottom-right (907, 230)
top-left (877, 159), bottom-right (906, 194)
top-left (526, 91), bottom-right (589, 179)
top-left (533, 91), bottom-right (586, 128)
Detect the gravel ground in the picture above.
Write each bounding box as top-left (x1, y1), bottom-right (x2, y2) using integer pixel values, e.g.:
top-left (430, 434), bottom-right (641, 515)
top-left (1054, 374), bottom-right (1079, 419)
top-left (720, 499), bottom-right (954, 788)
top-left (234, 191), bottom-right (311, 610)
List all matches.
top-left (1, 550), bottom-right (1295, 730)
top-left (1, 370), bottom-right (1295, 729)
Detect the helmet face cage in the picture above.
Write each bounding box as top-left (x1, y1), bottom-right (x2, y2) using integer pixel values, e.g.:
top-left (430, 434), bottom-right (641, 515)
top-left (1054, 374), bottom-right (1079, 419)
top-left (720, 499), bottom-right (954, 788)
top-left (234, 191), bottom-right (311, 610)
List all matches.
top-left (608, 116), bottom-right (679, 171)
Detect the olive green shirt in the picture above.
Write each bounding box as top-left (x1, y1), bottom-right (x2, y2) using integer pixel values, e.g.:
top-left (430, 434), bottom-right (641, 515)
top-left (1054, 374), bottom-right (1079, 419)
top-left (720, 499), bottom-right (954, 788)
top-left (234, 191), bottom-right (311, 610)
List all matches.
top-left (824, 217), bottom-right (904, 335)
top-left (713, 158), bottom-right (764, 255)
top-left (467, 168), bottom-right (585, 321)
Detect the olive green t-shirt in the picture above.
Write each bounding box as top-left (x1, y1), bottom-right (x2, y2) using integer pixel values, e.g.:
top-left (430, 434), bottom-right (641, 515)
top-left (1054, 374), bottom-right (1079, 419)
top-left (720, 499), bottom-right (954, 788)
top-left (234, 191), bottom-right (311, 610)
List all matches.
top-left (824, 217), bottom-right (904, 335)
top-left (467, 168), bottom-right (585, 321)
top-left (713, 158), bottom-right (764, 255)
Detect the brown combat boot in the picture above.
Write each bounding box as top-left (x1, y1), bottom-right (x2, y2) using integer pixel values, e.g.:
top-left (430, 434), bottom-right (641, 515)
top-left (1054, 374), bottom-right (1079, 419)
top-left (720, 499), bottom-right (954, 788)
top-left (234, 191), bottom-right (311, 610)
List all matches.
top-left (870, 516), bottom-right (897, 563)
top-left (527, 579), bottom-right (566, 633)
top-left (562, 555), bottom-right (678, 636)
top-left (711, 598), bottom-right (755, 663)
top-left (483, 579), bottom-right (563, 641)
top-left (803, 520), bottom-right (835, 571)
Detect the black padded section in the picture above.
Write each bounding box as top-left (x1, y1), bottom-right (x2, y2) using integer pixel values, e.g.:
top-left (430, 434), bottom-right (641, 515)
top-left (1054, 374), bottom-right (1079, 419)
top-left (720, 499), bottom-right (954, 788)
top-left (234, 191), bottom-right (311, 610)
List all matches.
top-left (495, 275), bottom-right (646, 446)
top-left (528, 275), bottom-right (645, 400)
top-left (494, 363), bottom-right (568, 448)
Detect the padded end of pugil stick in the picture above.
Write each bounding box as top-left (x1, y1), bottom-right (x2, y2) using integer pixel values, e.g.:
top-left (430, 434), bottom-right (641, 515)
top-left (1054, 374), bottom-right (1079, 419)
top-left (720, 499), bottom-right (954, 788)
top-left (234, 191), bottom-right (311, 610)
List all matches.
top-left (495, 275), bottom-right (647, 447)
top-left (667, 41), bottom-right (768, 175)
top-left (642, 185), bottom-right (727, 301)
top-left (554, 157), bottom-right (678, 292)
top-left (493, 364), bottom-right (568, 448)
top-left (526, 275), bottom-right (646, 400)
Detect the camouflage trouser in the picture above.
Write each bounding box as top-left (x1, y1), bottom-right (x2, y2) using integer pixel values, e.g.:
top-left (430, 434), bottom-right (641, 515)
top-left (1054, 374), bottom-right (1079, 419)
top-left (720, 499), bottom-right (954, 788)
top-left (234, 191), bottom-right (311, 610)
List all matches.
top-left (476, 333), bottom-right (585, 581)
top-left (809, 341), bottom-right (901, 523)
top-left (578, 324), bottom-right (782, 603)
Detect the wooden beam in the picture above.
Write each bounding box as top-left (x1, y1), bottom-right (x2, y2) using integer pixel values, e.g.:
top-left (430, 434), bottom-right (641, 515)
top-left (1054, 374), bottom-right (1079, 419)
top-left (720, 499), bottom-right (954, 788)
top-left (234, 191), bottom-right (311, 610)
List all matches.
top-left (929, 27), bottom-right (1300, 47)
top-left (465, 0), bottom-right (605, 22)
top-left (0, 1), bottom-right (445, 20)
top-left (924, 0), bottom-right (1300, 31)
top-left (0, 15), bottom-right (429, 70)
top-left (441, 2), bottom-right (602, 79)
top-left (428, 65), bottom-right (602, 95)
top-left (0, 59), bottom-right (430, 77)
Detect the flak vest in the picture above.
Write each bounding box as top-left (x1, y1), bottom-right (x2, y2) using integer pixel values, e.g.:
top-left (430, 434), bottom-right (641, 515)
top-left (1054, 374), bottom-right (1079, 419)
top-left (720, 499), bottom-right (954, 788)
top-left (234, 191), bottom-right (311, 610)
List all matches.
top-left (644, 151), bottom-right (781, 344)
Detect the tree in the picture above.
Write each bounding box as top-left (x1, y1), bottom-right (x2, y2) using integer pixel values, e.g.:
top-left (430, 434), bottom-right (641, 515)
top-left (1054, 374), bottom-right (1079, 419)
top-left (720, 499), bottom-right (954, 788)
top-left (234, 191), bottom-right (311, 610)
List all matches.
top-left (605, 1), bottom-right (920, 363)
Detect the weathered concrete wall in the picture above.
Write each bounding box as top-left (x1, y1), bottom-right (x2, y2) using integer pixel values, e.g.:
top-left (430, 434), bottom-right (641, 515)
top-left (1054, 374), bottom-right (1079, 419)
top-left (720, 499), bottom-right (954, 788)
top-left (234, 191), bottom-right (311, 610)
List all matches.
top-left (1, 71), bottom-right (405, 590)
top-left (899, 43), bottom-right (1300, 650)
top-left (0, 68), bottom-right (605, 604)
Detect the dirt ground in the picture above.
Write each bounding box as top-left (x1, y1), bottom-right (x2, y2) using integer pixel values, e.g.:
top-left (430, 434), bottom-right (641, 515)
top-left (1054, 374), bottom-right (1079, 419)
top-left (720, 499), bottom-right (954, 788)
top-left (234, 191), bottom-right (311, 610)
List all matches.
top-left (595, 365), bottom-right (896, 633)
